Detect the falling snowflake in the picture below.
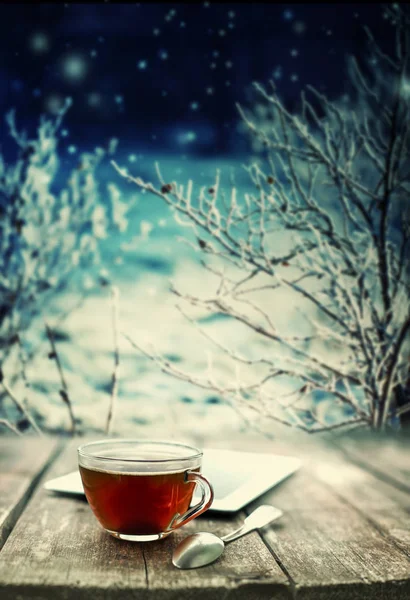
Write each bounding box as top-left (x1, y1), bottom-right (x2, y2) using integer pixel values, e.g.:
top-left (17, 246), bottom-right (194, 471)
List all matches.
top-left (128, 154), bottom-right (137, 163)
top-left (283, 9), bottom-right (294, 21)
top-left (225, 60), bottom-right (233, 68)
top-left (218, 29), bottom-right (226, 36)
top-left (228, 10), bottom-right (235, 18)
top-left (62, 53), bottom-right (88, 83)
top-left (153, 28), bottom-right (161, 36)
top-left (67, 145), bottom-right (77, 154)
top-left (29, 32), bottom-right (50, 54)
top-left (213, 50), bottom-right (219, 57)
top-left (206, 86), bottom-right (214, 95)
top-left (61, 129), bottom-right (69, 137)
top-left (293, 21), bottom-right (306, 34)
top-left (190, 101), bottom-right (200, 111)
top-left (45, 94), bottom-right (64, 114)
top-left (88, 92), bottom-right (102, 107)
top-left (178, 131), bottom-right (197, 144)
top-left (290, 73), bottom-right (299, 82)
top-left (115, 95), bottom-right (123, 104)
top-left (290, 48), bottom-right (299, 57)
top-left (273, 66), bottom-right (283, 80)
top-left (180, 21), bottom-right (186, 27)
top-left (165, 9), bottom-right (176, 22)
top-left (32, 88), bottom-right (42, 98)
top-left (90, 49), bottom-right (98, 58)
top-left (137, 59), bottom-right (148, 70)
top-left (161, 90), bottom-right (168, 97)
top-left (225, 81), bottom-right (231, 86)
top-left (210, 62), bottom-right (217, 69)
top-left (158, 49), bottom-right (168, 60)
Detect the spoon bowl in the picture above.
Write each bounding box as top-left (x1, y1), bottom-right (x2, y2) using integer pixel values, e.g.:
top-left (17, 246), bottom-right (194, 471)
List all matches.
top-left (172, 504), bottom-right (283, 569)
top-left (172, 532), bottom-right (225, 569)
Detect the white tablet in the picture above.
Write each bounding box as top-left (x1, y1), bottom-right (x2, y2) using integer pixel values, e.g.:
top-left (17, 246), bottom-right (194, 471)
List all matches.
top-left (44, 448), bottom-right (301, 513)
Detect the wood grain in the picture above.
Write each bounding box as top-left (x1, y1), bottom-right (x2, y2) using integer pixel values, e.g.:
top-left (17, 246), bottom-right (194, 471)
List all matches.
top-left (311, 443), bottom-right (410, 560)
top-left (1, 433), bottom-right (409, 599)
top-left (0, 438), bottom-right (289, 599)
top-left (250, 440), bottom-right (410, 600)
top-left (334, 432), bottom-right (410, 494)
top-left (0, 436), bottom-right (62, 550)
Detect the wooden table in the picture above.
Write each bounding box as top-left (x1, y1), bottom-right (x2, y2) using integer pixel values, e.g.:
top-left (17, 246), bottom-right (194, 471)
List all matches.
top-left (0, 432), bottom-right (409, 599)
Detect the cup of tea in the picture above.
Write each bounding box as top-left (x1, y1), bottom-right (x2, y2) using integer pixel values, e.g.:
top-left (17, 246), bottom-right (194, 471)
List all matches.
top-left (78, 439), bottom-right (214, 542)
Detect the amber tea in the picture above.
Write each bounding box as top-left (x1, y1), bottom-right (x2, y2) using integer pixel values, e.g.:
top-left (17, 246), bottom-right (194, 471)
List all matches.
top-left (78, 440), bottom-right (213, 541)
top-left (80, 465), bottom-right (198, 535)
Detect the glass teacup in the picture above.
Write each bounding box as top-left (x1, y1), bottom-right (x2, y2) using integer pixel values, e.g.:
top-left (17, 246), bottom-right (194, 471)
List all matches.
top-left (78, 439), bottom-right (214, 542)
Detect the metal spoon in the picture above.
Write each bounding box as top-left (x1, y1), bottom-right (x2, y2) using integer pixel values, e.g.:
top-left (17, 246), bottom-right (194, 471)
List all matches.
top-left (172, 504), bottom-right (283, 569)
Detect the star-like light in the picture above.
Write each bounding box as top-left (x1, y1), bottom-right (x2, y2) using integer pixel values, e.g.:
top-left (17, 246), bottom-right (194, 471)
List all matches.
top-left (62, 53), bottom-right (88, 83)
top-left (29, 32), bottom-right (50, 54)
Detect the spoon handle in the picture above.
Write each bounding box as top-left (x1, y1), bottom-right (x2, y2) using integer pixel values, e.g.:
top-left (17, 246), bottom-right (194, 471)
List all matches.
top-left (221, 505), bottom-right (283, 544)
top-left (221, 522), bottom-right (254, 544)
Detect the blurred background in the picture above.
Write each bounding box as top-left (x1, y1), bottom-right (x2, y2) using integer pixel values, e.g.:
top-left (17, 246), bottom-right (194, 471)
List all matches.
top-left (1, 2), bottom-right (389, 155)
top-left (0, 3), bottom-right (397, 439)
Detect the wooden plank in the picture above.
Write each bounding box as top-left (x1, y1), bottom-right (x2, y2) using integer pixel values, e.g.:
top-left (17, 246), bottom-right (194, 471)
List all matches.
top-left (333, 432), bottom-right (410, 494)
top-left (311, 443), bottom-right (410, 560)
top-left (0, 438), bottom-right (289, 600)
top-left (249, 442), bottom-right (410, 600)
top-left (0, 436), bottom-right (62, 550)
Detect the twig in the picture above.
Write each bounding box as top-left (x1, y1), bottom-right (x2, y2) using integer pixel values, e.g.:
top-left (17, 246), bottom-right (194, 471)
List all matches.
top-left (16, 336), bottom-right (44, 436)
top-left (396, 402), bottom-right (410, 418)
top-left (0, 418), bottom-right (22, 436)
top-left (0, 371), bottom-right (43, 436)
top-left (45, 322), bottom-right (76, 435)
top-left (105, 286), bottom-right (120, 435)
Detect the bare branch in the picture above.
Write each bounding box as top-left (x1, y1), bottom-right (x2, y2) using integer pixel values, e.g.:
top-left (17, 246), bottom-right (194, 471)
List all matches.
top-left (0, 371), bottom-right (43, 436)
top-left (105, 286), bottom-right (120, 435)
top-left (0, 418), bottom-right (22, 436)
top-left (45, 322), bottom-right (76, 434)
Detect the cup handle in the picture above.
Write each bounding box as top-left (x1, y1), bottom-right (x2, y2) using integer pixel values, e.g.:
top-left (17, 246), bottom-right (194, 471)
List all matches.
top-left (170, 470), bottom-right (214, 530)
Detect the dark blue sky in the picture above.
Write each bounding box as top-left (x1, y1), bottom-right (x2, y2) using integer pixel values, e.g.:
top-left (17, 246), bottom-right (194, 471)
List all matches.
top-left (0, 2), bottom-right (393, 154)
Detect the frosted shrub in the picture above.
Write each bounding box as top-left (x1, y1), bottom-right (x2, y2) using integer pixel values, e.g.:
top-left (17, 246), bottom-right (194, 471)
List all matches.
top-left (115, 6), bottom-right (410, 433)
top-left (0, 101), bottom-right (128, 434)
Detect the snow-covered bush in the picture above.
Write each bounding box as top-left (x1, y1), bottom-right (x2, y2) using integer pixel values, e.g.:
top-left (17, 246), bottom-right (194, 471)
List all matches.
top-left (0, 100), bottom-right (128, 434)
top-left (115, 5), bottom-right (410, 433)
